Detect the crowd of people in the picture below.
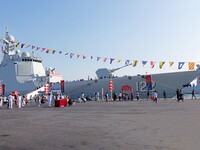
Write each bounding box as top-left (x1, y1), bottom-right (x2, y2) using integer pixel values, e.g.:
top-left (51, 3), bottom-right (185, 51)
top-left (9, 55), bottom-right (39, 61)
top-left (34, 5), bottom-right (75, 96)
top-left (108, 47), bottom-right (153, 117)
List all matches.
top-left (0, 93), bottom-right (29, 109)
top-left (0, 88), bottom-right (199, 109)
top-left (0, 92), bottom-right (76, 109)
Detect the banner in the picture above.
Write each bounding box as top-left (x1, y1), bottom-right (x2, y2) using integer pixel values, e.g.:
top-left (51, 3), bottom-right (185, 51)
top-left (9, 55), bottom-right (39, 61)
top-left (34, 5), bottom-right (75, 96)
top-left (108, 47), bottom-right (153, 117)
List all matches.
top-left (118, 59), bottom-right (122, 62)
top-left (159, 61), bottom-right (165, 69)
top-left (142, 61), bottom-right (147, 66)
top-left (150, 61), bottom-right (155, 68)
top-left (132, 60), bottom-right (138, 67)
top-left (110, 58), bottom-right (115, 64)
top-left (2, 84), bottom-right (5, 95)
top-left (7, 40), bottom-right (200, 71)
top-left (178, 62), bottom-right (185, 69)
top-left (25, 45), bottom-right (30, 48)
top-left (70, 53), bottom-right (74, 58)
top-left (146, 75), bottom-right (152, 90)
top-left (169, 62), bottom-right (174, 67)
top-left (60, 80), bottom-right (65, 93)
top-left (125, 60), bottom-right (130, 66)
top-left (83, 55), bottom-right (87, 59)
top-left (97, 57), bottom-right (101, 61)
top-left (188, 62), bottom-right (195, 70)
top-left (21, 43), bottom-right (25, 48)
top-left (103, 58), bottom-right (108, 62)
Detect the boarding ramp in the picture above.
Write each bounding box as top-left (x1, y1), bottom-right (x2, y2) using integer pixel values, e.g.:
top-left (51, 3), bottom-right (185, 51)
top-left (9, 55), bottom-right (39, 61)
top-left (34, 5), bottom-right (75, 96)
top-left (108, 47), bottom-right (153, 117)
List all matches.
top-left (25, 84), bottom-right (49, 100)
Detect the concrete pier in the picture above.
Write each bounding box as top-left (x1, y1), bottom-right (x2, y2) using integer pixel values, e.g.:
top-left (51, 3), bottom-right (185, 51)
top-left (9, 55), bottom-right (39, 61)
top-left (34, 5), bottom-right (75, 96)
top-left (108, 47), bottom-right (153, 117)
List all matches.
top-left (0, 99), bottom-right (200, 150)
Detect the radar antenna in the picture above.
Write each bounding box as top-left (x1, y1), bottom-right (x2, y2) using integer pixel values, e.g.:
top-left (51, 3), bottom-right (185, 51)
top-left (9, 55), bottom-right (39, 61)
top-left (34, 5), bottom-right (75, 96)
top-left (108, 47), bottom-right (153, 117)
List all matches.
top-left (5, 26), bottom-right (8, 32)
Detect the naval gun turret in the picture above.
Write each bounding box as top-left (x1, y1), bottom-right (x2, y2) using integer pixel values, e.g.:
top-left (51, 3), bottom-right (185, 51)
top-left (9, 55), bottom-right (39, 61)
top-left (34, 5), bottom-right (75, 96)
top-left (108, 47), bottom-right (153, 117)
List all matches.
top-left (95, 64), bottom-right (132, 79)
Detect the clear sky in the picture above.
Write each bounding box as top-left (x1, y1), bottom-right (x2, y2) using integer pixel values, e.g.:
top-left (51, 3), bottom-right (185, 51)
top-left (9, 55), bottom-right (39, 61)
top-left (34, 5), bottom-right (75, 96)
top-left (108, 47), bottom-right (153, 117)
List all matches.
top-left (1, 0), bottom-right (200, 81)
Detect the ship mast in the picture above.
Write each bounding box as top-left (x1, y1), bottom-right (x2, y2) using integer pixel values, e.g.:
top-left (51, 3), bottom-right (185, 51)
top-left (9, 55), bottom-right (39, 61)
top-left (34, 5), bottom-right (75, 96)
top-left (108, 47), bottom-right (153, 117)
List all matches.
top-left (1, 27), bottom-right (16, 55)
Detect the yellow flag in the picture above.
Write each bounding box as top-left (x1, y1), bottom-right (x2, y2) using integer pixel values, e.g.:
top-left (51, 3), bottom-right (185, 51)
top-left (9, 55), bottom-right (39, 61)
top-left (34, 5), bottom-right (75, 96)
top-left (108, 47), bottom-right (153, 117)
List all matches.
top-left (52, 50), bottom-right (56, 54)
top-left (118, 59), bottom-right (122, 62)
top-left (188, 62), bottom-right (195, 70)
top-left (132, 60), bottom-right (138, 67)
top-left (159, 61), bottom-right (165, 69)
top-left (169, 62), bottom-right (174, 67)
top-left (15, 42), bottom-right (19, 47)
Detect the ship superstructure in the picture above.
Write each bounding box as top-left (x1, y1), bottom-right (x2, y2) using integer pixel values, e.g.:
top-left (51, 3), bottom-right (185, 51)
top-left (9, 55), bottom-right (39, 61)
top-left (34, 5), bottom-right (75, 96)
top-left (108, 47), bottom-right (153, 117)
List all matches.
top-left (0, 29), bottom-right (62, 95)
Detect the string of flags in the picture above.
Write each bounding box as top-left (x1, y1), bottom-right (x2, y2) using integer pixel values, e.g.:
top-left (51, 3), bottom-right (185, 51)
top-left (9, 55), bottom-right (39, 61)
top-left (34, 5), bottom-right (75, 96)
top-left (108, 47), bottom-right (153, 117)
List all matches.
top-left (1, 40), bottom-right (199, 71)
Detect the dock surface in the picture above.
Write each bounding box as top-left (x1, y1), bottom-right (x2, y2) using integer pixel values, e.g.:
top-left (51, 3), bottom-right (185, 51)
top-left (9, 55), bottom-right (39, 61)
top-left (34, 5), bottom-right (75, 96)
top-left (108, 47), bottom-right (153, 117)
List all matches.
top-left (0, 99), bottom-right (200, 150)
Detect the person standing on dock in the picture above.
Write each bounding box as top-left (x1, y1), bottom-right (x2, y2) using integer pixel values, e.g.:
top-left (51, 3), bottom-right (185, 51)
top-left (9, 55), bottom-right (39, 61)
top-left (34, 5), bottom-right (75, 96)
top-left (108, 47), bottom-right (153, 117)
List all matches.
top-left (153, 91), bottom-right (158, 103)
top-left (163, 90), bottom-right (166, 99)
top-left (17, 94), bottom-right (22, 108)
top-left (8, 94), bottom-right (13, 109)
top-left (105, 92), bottom-right (109, 102)
top-left (48, 92), bottom-right (52, 107)
top-left (177, 89), bottom-right (184, 102)
top-left (176, 89), bottom-right (180, 101)
top-left (136, 91), bottom-right (139, 101)
top-left (146, 90), bottom-right (150, 100)
top-left (191, 89), bottom-right (197, 99)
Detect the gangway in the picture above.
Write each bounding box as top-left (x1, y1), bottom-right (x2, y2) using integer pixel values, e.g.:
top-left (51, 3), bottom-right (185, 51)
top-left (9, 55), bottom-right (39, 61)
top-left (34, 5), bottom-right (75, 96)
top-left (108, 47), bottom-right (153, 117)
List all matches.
top-left (25, 84), bottom-right (50, 100)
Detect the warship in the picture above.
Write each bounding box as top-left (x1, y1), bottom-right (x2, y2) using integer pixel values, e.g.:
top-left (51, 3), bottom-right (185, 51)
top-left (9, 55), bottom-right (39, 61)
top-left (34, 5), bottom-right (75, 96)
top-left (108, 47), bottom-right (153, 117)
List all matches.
top-left (1, 29), bottom-right (199, 99)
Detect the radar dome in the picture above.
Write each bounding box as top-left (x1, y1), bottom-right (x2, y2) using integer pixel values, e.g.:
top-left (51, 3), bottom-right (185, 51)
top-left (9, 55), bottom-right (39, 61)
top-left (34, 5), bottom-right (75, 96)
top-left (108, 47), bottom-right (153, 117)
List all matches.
top-left (6, 35), bottom-right (15, 42)
top-left (21, 52), bottom-right (30, 58)
top-left (16, 49), bottom-right (21, 55)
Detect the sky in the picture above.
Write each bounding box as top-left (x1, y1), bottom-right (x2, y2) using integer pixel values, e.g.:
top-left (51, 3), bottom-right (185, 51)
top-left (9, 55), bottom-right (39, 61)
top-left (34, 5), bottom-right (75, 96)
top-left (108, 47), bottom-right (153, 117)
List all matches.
top-left (1, 0), bottom-right (200, 81)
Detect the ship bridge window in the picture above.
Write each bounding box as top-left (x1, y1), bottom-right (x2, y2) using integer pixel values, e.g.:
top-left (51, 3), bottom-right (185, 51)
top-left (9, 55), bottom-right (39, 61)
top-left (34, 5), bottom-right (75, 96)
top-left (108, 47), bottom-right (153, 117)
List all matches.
top-left (22, 58), bottom-right (42, 63)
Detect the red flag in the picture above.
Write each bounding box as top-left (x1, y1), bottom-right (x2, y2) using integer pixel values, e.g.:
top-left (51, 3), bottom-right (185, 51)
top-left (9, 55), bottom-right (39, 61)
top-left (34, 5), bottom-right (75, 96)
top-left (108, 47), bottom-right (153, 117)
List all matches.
top-left (150, 61), bottom-right (155, 68)
top-left (83, 55), bottom-right (87, 59)
top-left (41, 48), bottom-right (46, 52)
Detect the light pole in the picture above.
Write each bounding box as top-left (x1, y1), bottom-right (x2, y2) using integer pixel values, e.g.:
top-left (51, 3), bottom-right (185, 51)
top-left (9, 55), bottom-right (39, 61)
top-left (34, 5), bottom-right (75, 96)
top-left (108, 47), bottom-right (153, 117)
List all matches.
top-left (109, 79), bottom-right (113, 100)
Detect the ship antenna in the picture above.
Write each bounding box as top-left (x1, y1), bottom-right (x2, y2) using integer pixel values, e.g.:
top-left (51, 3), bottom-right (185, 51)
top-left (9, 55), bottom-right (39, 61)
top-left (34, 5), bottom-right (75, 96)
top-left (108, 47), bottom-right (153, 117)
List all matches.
top-left (5, 26), bottom-right (9, 36)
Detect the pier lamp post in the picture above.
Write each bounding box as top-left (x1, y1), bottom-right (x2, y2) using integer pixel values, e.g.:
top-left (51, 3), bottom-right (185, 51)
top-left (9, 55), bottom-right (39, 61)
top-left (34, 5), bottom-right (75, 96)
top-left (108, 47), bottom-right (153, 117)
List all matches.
top-left (109, 79), bottom-right (114, 100)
